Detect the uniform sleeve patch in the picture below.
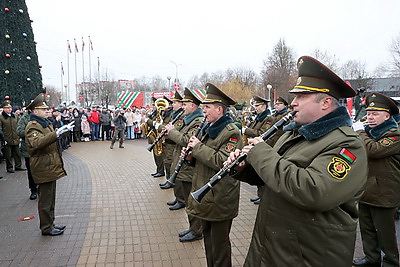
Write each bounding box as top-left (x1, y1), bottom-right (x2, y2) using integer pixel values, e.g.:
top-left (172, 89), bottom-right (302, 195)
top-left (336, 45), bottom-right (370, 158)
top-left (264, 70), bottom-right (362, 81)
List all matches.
top-left (339, 148), bottom-right (356, 164)
top-left (327, 157), bottom-right (351, 180)
top-left (379, 137), bottom-right (396, 146)
top-left (175, 120), bottom-right (184, 128)
top-left (225, 142), bottom-right (237, 153)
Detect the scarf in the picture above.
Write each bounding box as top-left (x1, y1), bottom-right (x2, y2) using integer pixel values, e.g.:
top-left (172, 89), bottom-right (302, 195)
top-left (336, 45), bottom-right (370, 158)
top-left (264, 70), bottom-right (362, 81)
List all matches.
top-left (202, 114), bottom-right (233, 139)
top-left (365, 116), bottom-right (398, 140)
top-left (284, 106), bottom-right (352, 140)
top-left (29, 113), bottom-right (50, 128)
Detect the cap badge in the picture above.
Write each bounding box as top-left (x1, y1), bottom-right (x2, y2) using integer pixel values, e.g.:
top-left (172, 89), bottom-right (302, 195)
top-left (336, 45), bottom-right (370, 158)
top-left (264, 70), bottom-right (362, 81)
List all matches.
top-left (296, 77), bottom-right (302, 85)
top-left (370, 102), bottom-right (375, 106)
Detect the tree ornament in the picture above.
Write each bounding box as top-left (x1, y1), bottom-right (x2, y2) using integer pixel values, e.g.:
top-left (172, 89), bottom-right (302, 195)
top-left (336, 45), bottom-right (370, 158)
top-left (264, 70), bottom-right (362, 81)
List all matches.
top-left (39, 65), bottom-right (42, 68)
top-left (26, 56), bottom-right (31, 60)
top-left (22, 33), bottom-right (27, 37)
top-left (4, 8), bottom-right (10, 12)
top-left (5, 54), bottom-right (11, 58)
top-left (19, 9), bottom-right (23, 13)
top-left (27, 77), bottom-right (31, 81)
top-left (5, 34), bottom-right (10, 39)
top-left (30, 19), bottom-right (33, 22)
top-left (5, 70), bottom-right (10, 74)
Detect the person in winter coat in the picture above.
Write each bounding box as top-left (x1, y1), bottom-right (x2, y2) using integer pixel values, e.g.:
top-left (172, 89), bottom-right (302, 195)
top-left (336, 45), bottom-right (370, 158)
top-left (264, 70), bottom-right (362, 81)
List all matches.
top-left (25, 93), bottom-right (72, 236)
top-left (110, 109), bottom-right (127, 149)
top-left (228, 56), bottom-right (368, 267)
top-left (124, 108), bottom-right (135, 139)
top-left (352, 92), bottom-right (400, 267)
top-left (100, 107), bottom-right (112, 141)
top-left (0, 98), bottom-right (25, 173)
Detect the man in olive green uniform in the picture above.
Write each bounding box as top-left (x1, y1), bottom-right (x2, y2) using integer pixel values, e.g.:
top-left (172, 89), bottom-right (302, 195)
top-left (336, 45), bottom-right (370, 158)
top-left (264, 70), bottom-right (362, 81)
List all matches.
top-left (146, 97), bottom-right (165, 177)
top-left (185, 83), bottom-right (243, 266)
top-left (159, 95), bottom-right (180, 181)
top-left (228, 56), bottom-right (368, 266)
top-left (25, 93), bottom-right (72, 236)
top-left (244, 95), bottom-right (274, 204)
top-left (352, 92), bottom-right (400, 267)
top-left (165, 88), bottom-right (205, 242)
top-left (159, 93), bottom-right (186, 211)
top-left (0, 97), bottom-right (25, 173)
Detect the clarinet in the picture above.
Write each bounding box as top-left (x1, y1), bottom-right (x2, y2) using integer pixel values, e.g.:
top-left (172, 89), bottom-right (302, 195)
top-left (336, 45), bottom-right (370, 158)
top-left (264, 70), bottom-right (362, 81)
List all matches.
top-left (166, 116), bottom-right (207, 185)
top-left (191, 111), bottom-right (296, 203)
top-left (147, 110), bottom-right (184, 152)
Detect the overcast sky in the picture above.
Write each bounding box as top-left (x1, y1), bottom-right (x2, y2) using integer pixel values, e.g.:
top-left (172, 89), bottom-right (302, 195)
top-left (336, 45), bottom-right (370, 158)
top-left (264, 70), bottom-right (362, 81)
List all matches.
top-left (26, 0), bottom-right (400, 94)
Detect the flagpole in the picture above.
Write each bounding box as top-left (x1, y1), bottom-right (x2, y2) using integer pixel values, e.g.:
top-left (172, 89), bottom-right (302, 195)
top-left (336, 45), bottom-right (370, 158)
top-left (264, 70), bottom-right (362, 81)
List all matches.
top-left (88, 36), bottom-right (92, 89)
top-left (74, 38), bottom-right (78, 105)
top-left (61, 61), bottom-right (64, 103)
top-left (81, 37), bottom-right (85, 84)
top-left (88, 36), bottom-right (92, 107)
top-left (97, 56), bottom-right (100, 102)
top-left (67, 40), bottom-right (71, 104)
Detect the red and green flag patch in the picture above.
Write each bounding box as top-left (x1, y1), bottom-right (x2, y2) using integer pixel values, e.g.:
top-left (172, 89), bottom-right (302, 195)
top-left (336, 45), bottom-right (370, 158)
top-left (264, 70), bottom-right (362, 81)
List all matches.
top-left (339, 148), bottom-right (356, 164)
top-left (229, 138), bottom-right (238, 144)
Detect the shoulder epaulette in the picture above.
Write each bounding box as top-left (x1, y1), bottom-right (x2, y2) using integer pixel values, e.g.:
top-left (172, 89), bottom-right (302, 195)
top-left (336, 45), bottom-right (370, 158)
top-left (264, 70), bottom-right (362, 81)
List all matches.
top-left (339, 126), bottom-right (358, 137)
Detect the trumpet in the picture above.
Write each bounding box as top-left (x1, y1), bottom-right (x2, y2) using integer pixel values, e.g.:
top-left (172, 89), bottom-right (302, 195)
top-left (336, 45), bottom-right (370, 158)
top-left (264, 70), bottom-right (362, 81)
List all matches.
top-left (147, 110), bottom-right (184, 152)
top-left (191, 111), bottom-right (296, 203)
top-left (166, 116), bottom-right (207, 186)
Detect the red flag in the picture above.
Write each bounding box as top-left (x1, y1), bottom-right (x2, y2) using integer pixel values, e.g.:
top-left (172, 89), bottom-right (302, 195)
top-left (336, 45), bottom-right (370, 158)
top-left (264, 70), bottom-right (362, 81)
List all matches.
top-left (173, 78), bottom-right (180, 91)
top-left (74, 38), bottom-right (79, 52)
top-left (61, 62), bottom-right (64, 75)
top-left (81, 37), bottom-right (85, 51)
top-left (67, 40), bottom-right (72, 53)
top-left (89, 36), bottom-right (93, 50)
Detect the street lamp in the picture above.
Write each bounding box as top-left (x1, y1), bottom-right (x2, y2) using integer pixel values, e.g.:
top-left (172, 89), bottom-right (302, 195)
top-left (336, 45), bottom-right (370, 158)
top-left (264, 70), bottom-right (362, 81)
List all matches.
top-left (166, 76), bottom-right (171, 89)
top-left (170, 60), bottom-right (181, 81)
top-left (266, 84), bottom-right (272, 109)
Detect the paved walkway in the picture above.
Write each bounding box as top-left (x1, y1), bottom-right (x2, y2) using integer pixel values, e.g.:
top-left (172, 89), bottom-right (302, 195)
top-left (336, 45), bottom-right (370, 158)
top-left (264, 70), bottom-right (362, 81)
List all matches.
top-left (0, 139), bottom-right (398, 266)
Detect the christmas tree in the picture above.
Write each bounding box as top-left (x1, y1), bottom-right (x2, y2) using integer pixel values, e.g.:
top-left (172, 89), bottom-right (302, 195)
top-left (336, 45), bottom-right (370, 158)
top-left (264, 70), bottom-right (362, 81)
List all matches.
top-left (1, 0), bottom-right (43, 106)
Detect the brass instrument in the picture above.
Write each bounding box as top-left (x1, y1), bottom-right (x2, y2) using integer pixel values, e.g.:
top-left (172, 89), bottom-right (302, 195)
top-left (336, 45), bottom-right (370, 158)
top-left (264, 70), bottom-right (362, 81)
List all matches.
top-left (191, 111), bottom-right (296, 203)
top-left (147, 110), bottom-right (184, 153)
top-left (147, 98), bottom-right (170, 156)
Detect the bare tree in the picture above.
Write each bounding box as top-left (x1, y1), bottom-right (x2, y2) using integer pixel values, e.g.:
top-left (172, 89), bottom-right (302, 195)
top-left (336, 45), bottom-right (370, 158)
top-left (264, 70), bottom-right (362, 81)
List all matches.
top-left (341, 60), bottom-right (373, 89)
top-left (261, 38), bottom-right (297, 101)
top-left (44, 85), bottom-right (62, 107)
top-left (389, 33), bottom-right (400, 76)
top-left (311, 49), bottom-right (341, 73)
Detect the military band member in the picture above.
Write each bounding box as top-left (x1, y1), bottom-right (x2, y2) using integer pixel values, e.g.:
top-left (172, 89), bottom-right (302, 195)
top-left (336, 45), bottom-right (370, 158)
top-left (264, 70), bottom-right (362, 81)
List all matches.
top-left (165, 88), bottom-right (205, 241)
top-left (160, 95), bottom-right (183, 181)
top-left (146, 97), bottom-right (165, 177)
top-left (266, 96), bottom-right (290, 146)
top-left (352, 92), bottom-right (400, 267)
top-left (159, 92), bottom-right (186, 211)
top-left (185, 83), bottom-right (243, 266)
top-left (25, 93), bottom-right (72, 236)
top-left (228, 56), bottom-right (368, 266)
top-left (244, 96), bottom-right (274, 204)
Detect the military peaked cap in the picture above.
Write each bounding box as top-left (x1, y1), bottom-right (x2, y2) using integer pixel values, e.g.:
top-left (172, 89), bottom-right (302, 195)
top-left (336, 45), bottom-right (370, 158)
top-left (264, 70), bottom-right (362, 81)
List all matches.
top-left (275, 97), bottom-right (288, 106)
top-left (202, 83), bottom-right (236, 106)
top-left (290, 56), bottom-right (356, 99)
top-left (26, 93), bottom-right (49, 110)
top-left (181, 87), bottom-right (202, 105)
top-left (1, 97), bottom-right (12, 108)
top-left (365, 92), bottom-right (399, 115)
top-left (252, 95), bottom-right (269, 106)
top-left (171, 91), bottom-right (183, 102)
top-left (163, 96), bottom-right (173, 104)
